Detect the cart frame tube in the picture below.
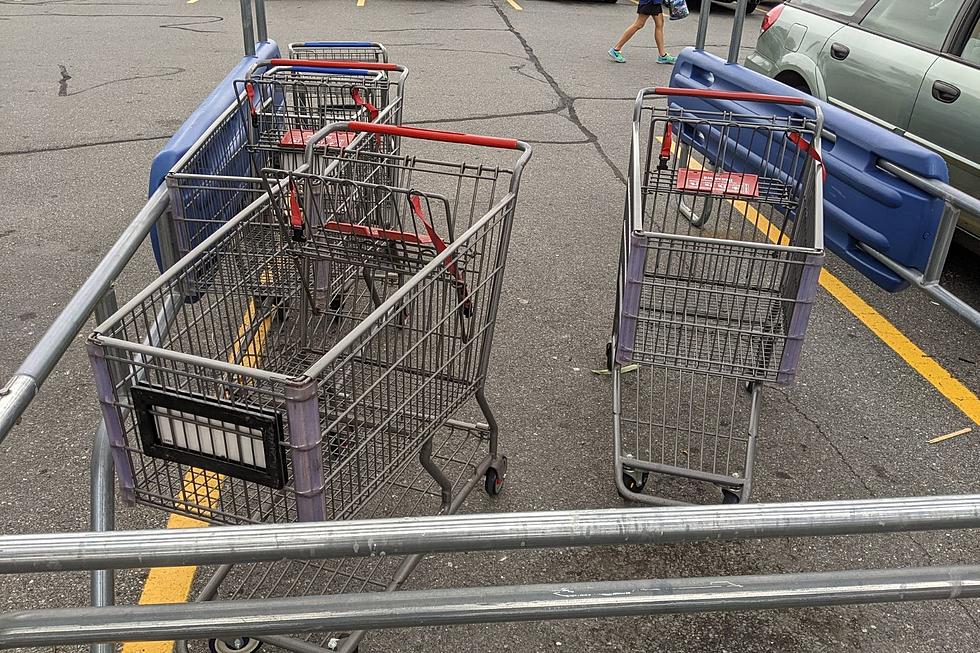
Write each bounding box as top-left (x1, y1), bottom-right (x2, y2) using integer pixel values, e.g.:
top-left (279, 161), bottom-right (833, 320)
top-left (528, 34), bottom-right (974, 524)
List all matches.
top-left (0, 185), bottom-right (170, 444)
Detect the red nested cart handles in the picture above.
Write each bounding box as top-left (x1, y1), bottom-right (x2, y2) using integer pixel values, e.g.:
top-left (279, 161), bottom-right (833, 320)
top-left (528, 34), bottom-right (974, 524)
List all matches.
top-left (787, 131), bottom-right (827, 181)
top-left (659, 122), bottom-right (673, 171)
top-left (343, 122), bottom-right (522, 150)
top-left (289, 182), bottom-right (305, 242)
top-left (653, 86), bottom-right (808, 105)
top-left (350, 88), bottom-right (379, 122)
top-left (268, 58), bottom-right (402, 71)
top-left (408, 195), bottom-right (473, 318)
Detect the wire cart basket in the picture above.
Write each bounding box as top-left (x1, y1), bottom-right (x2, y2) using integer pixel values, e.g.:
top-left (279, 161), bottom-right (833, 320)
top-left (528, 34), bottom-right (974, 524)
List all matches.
top-left (159, 59), bottom-right (407, 265)
top-left (238, 59), bottom-right (406, 165)
top-left (288, 40), bottom-right (388, 62)
top-left (88, 121), bottom-right (530, 652)
top-left (611, 87), bottom-right (825, 505)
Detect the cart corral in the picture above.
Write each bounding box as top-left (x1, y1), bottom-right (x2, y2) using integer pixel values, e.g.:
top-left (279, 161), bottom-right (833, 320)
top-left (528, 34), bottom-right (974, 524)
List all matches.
top-left (1, 0), bottom-right (979, 651)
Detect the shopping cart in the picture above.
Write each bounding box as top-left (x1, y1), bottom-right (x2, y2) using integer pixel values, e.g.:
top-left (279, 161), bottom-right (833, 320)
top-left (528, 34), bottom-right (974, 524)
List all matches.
top-left (288, 40), bottom-right (388, 62)
top-left (611, 87), bottom-right (825, 505)
top-left (160, 59), bottom-right (407, 266)
top-left (88, 121), bottom-right (530, 652)
top-left (238, 59), bottom-right (406, 166)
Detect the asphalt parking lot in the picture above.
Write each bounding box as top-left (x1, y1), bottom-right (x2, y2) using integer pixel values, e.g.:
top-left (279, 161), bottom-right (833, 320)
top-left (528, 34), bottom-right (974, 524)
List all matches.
top-left (1, 0), bottom-right (979, 651)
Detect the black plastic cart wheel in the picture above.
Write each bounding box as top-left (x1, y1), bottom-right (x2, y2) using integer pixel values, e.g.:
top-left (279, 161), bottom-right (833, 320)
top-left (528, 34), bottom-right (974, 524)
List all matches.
top-left (208, 637), bottom-right (262, 653)
top-left (721, 488), bottom-right (741, 504)
top-left (622, 470), bottom-right (648, 494)
top-left (485, 467), bottom-right (505, 496)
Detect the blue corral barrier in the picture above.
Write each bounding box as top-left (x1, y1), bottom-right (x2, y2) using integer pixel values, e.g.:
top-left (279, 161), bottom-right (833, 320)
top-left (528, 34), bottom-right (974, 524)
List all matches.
top-left (669, 49), bottom-right (948, 291)
top-left (148, 40), bottom-right (280, 271)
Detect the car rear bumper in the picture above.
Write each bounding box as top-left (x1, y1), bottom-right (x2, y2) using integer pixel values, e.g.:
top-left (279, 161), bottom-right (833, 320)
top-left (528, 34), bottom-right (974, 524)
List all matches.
top-left (744, 51), bottom-right (776, 77)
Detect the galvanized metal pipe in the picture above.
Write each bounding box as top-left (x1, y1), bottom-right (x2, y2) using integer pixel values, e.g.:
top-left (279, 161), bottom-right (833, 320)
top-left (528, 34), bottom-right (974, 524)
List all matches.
top-left (88, 421), bottom-right (114, 653)
top-left (867, 159), bottom-right (980, 330)
top-left (2, 565), bottom-right (978, 648)
top-left (728, 0), bottom-right (749, 63)
top-left (921, 203), bottom-right (960, 286)
top-left (858, 244), bottom-right (980, 331)
top-left (694, 0), bottom-right (711, 50)
top-left (238, 0), bottom-right (255, 56)
top-left (879, 160), bottom-right (980, 216)
top-left (253, 0), bottom-right (268, 42)
top-left (0, 185), bottom-right (170, 444)
top-left (4, 495), bottom-right (980, 574)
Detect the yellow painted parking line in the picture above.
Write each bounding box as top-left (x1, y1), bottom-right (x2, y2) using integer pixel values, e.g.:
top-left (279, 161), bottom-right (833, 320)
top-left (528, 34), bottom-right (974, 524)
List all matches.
top-left (818, 271), bottom-right (980, 424)
top-left (124, 298), bottom-right (275, 652)
top-left (669, 142), bottom-right (979, 424)
top-left (506, 0), bottom-right (523, 10)
top-left (122, 514), bottom-right (207, 653)
top-left (726, 177), bottom-right (980, 424)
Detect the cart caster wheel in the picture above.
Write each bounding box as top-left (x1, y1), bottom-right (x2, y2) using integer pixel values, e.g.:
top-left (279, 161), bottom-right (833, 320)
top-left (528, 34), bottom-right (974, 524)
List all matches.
top-left (721, 488), bottom-right (741, 504)
top-left (605, 341), bottom-right (614, 372)
top-left (485, 467), bottom-right (505, 496)
top-left (209, 638), bottom-right (262, 653)
top-left (622, 470), bottom-right (648, 494)
top-left (326, 635), bottom-right (358, 652)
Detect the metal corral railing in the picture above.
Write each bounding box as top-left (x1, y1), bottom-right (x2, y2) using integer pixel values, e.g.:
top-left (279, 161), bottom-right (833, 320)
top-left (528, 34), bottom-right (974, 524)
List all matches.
top-left (0, 0), bottom-right (978, 649)
top-left (2, 496), bottom-right (980, 648)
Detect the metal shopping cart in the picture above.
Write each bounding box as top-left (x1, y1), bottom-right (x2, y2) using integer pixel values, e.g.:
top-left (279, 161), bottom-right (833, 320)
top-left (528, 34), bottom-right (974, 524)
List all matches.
top-left (238, 59), bottom-right (406, 166)
top-left (88, 121), bottom-right (530, 652)
top-left (159, 59), bottom-right (408, 266)
top-left (611, 87), bottom-right (825, 505)
top-left (288, 41), bottom-right (388, 62)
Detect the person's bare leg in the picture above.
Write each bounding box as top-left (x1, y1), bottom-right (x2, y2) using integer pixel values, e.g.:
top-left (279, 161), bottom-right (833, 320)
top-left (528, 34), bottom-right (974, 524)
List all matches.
top-left (615, 14), bottom-right (649, 51)
top-left (653, 13), bottom-right (667, 56)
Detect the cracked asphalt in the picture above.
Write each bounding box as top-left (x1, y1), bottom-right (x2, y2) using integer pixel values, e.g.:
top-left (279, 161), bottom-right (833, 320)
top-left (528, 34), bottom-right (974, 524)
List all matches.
top-left (1, 0), bottom-right (979, 651)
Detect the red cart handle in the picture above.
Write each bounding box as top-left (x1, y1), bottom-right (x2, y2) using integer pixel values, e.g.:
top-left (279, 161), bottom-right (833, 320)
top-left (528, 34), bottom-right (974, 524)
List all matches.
top-left (268, 58), bottom-right (402, 72)
top-left (344, 121), bottom-right (522, 150)
top-left (654, 86), bottom-right (807, 106)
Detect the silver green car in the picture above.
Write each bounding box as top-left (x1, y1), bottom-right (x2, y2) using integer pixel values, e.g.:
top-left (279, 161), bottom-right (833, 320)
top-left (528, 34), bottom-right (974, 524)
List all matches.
top-left (746, 0), bottom-right (980, 248)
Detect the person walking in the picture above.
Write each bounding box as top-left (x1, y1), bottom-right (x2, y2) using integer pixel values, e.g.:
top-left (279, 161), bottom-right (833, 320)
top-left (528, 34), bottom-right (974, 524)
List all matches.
top-left (609, 0), bottom-right (677, 64)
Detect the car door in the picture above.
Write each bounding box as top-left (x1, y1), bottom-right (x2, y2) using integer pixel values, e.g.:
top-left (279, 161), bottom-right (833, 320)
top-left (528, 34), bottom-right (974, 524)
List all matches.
top-left (907, 5), bottom-right (980, 244)
top-left (818, 0), bottom-right (968, 130)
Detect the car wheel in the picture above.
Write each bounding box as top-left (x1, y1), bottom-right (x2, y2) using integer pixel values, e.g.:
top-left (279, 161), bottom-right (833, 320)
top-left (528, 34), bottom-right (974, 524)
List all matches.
top-left (746, 0), bottom-right (759, 13)
top-left (775, 72), bottom-right (812, 96)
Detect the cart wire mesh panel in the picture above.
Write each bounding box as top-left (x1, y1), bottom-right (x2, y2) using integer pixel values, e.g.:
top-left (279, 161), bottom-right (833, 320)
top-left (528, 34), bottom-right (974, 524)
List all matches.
top-left (89, 123), bottom-right (529, 527)
top-left (161, 60), bottom-right (407, 265)
top-left (616, 87), bottom-right (825, 385)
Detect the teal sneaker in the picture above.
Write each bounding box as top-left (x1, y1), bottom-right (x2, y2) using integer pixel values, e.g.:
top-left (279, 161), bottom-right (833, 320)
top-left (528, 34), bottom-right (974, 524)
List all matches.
top-left (657, 53), bottom-right (677, 64)
top-left (608, 48), bottom-right (626, 63)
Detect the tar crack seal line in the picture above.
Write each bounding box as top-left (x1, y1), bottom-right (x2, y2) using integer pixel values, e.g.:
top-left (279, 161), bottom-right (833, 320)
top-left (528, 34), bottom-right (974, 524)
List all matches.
top-left (491, 0), bottom-right (626, 185)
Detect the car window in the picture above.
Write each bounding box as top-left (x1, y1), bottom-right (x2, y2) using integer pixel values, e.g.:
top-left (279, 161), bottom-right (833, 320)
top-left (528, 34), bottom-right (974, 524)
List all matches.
top-left (793, 0), bottom-right (867, 18)
top-left (959, 16), bottom-right (980, 65)
top-left (861, 0), bottom-right (967, 50)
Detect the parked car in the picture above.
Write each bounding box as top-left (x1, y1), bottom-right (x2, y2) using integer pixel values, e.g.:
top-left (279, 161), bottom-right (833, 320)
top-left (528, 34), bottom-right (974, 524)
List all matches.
top-left (746, 0), bottom-right (980, 250)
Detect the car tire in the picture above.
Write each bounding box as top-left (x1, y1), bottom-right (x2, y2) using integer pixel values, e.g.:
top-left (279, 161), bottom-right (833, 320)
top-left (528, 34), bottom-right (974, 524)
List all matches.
top-left (775, 72), bottom-right (812, 95)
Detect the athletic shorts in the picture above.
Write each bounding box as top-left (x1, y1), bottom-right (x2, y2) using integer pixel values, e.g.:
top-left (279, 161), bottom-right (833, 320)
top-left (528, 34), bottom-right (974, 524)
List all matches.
top-left (638, 2), bottom-right (663, 15)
